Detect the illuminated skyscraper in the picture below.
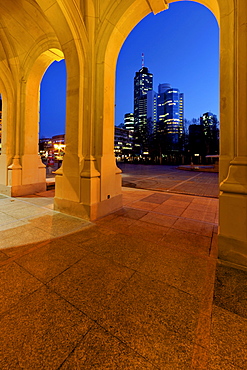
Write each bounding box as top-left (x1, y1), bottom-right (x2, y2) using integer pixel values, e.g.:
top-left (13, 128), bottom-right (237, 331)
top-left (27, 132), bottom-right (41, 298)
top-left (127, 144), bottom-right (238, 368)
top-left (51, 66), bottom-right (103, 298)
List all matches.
top-left (133, 66), bottom-right (153, 151)
top-left (157, 84), bottom-right (184, 150)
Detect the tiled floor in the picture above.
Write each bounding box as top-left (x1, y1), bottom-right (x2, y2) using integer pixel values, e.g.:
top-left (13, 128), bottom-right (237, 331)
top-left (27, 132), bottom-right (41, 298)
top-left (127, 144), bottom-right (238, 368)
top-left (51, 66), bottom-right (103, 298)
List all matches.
top-left (0, 191), bottom-right (90, 250)
top-left (0, 187), bottom-right (246, 369)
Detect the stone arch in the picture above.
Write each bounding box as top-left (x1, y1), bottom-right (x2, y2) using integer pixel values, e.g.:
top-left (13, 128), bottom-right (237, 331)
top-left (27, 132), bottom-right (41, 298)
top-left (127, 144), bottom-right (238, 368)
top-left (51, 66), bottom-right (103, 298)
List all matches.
top-left (96, 0), bottom-right (222, 159)
top-left (34, 0), bottom-right (96, 211)
top-left (93, 0), bottom-right (223, 200)
top-left (0, 0), bottom-right (89, 198)
top-left (20, 47), bottom-right (65, 191)
top-left (34, 0), bottom-right (88, 161)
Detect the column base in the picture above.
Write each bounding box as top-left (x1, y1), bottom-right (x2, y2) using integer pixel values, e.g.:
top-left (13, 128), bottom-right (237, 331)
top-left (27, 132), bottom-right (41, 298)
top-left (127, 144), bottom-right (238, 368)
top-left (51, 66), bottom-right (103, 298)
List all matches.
top-left (54, 193), bottom-right (123, 221)
top-left (219, 189), bottom-right (247, 269)
top-left (218, 234), bottom-right (247, 270)
top-left (218, 159), bottom-right (247, 269)
top-left (0, 182), bottom-right (47, 197)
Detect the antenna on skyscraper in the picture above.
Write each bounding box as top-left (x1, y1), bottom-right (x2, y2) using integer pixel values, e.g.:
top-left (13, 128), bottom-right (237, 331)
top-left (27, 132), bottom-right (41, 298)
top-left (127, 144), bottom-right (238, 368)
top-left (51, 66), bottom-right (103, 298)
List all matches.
top-left (142, 53), bottom-right (144, 68)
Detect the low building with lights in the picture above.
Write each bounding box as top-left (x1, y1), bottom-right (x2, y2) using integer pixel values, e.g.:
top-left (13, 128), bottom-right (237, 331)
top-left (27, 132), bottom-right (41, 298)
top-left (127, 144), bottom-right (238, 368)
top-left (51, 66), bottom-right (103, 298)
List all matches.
top-left (114, 126), bottom-right (133, 161)
top-left (39, 134), bottom-right (65, 161)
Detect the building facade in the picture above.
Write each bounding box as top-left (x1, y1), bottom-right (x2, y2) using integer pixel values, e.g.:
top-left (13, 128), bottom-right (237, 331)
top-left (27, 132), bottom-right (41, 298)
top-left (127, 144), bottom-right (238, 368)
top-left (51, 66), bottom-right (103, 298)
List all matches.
top-left (147, 90), bottom-right (158, 135)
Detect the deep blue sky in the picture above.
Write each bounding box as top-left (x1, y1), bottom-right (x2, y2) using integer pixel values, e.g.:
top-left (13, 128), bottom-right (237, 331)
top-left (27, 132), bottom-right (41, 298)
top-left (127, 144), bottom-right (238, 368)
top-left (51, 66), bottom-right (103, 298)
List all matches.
top-left (39, 60), bottom-right (67, 138)
top-left (39, 1), bottom-right (219, 137)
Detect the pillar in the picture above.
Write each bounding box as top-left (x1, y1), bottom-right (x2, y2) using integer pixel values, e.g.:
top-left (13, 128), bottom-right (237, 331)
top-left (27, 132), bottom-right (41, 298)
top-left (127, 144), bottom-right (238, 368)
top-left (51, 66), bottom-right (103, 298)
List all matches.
top-left (0, 66), bottom-right (46, 197)
top-left (53, 11), bottom-right (123, 221)
top-left (219, 0), bottom-right (247, 269)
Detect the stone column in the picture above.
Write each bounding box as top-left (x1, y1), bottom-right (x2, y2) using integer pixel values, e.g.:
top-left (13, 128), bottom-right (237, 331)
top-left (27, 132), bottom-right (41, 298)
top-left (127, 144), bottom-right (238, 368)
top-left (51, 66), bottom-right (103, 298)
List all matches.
top-left (54, 11), bottom-right (122, 220)
top-left (219, 0), bottom-right (247, 269)
top-left (0, 64), bottom-right (46, 197)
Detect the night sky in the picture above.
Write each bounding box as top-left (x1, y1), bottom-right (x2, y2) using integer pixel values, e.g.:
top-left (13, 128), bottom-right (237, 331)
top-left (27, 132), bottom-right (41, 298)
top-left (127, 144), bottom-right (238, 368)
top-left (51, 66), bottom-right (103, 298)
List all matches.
top-left (39, 1), bottom-right (219, 138)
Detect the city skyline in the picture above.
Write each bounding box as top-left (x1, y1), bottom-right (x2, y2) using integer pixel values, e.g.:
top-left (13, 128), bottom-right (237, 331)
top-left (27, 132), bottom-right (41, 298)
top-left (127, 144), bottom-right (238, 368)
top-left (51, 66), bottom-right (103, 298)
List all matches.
top-left (116, 1), bottom-right (219, 126)
top-left (39, 1), bottom-right (219, 138)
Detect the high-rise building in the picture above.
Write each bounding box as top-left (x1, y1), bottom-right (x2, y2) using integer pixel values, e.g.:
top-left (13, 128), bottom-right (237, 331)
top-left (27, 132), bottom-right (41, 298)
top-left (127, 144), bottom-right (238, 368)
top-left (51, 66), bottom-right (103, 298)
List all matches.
top-left (133, 66), bottom-right (153, 151)
top-left (132, 66), bottom-right (184, 156)
top-left (157, 84), bottom-right (184, 150)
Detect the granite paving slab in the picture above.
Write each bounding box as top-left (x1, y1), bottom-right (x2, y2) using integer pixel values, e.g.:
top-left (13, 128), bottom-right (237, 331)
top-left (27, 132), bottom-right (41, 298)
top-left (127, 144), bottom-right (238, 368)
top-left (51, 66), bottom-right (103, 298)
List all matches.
top-left (0, 286), bottom-right (93, 370)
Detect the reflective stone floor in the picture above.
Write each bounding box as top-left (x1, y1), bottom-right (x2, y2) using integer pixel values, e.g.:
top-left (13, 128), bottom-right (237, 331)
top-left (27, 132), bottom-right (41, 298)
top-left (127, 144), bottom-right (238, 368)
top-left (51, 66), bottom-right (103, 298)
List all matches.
top-left (0, 181), bottom-right (246, 369)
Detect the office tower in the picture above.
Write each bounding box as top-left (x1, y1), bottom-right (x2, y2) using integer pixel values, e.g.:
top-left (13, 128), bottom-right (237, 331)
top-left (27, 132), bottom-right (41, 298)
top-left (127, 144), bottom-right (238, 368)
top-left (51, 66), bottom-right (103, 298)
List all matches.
top-left (157, 84), bottom-right (184, 150)
top-left (133, 66), bottom-right (153, 152)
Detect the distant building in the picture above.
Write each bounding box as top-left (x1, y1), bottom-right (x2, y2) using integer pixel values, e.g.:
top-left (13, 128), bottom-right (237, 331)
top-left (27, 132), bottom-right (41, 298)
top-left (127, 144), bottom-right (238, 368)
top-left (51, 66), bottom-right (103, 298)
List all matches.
top-left (52, 134), bottom-right (65, 145)
top-left (200, 112), bottom-right (219, 155)
top-left (114, 126), bottom-right (133, 160)
top-left (157, 85), bottom-right (184, 137)
top-left (39, 138), bottom-right (53, 155)
top-left (189, 124), bottom-right (204, 156)
top-left (124, 113), bottom-right (134, 153)
top-left (156, 84), bottom-right (184, 152)
top-left (39, 134), bottom-right (65, 160)
top-left (133, 66), bottom-right (153, 152)
top-left (130, 65), bottom-right (185, 159)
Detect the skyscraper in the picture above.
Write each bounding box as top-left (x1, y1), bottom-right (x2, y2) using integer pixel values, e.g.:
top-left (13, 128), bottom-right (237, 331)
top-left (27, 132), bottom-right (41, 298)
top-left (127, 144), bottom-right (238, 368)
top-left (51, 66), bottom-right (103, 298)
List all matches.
top-left (133, 66), bottom-right (153, 152)
top-left (157, 84), bottom-right (184, 150)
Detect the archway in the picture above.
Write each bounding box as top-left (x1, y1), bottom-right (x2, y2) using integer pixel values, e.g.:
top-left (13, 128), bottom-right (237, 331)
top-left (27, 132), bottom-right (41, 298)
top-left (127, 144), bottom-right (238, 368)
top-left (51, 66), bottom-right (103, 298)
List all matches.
top-left (39, 60), bottom-right (67, 183)
top-left (93, 0), bottom-right (222, 215)
top-left (14, 49), bottom-right (65, 196)
top-left (115, 1), bottom-right (219, 168)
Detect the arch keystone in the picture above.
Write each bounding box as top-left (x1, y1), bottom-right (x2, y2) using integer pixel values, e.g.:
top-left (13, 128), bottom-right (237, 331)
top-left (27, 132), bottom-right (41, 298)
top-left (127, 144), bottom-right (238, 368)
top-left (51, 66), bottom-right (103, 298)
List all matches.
top-left (146, 0), bottom-right (168, 14)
